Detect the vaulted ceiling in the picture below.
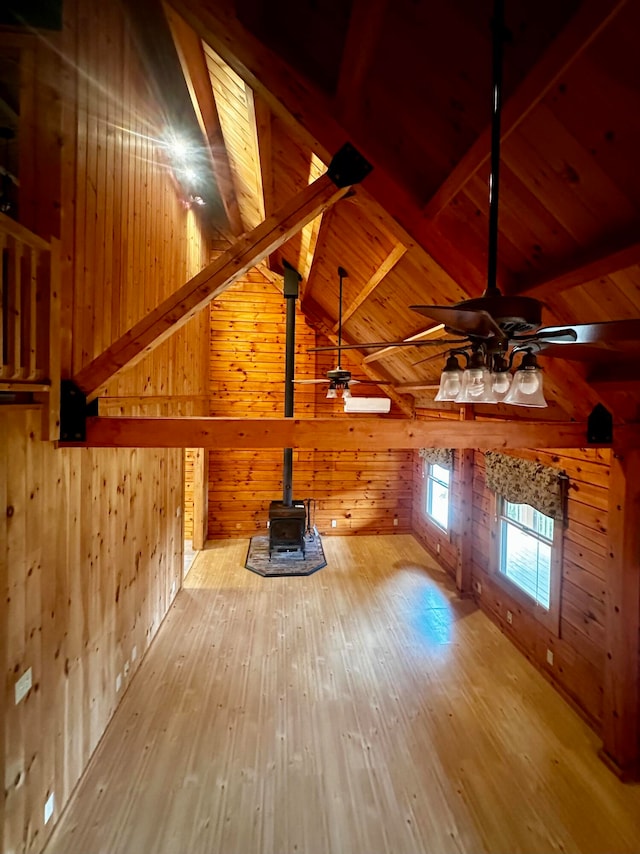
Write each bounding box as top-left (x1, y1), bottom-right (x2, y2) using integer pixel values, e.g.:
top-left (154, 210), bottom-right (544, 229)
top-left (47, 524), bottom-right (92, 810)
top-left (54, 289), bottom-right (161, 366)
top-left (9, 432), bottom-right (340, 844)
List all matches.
top-left (156, 0), bottom-right (640, 423)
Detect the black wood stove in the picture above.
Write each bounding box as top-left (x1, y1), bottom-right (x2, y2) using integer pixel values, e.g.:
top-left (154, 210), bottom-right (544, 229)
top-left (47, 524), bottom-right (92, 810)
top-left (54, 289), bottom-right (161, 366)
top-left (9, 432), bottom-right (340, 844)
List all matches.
top-left (268, 500), bottom-right (306, 559)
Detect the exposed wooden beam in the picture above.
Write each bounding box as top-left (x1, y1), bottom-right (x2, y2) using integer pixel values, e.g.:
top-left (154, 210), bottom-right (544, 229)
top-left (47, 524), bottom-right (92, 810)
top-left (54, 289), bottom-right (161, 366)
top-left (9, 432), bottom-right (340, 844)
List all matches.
top-left (332, 243), bottom-right (407, 333)
top-left (304, 298), bottom-right (415, 418)
top-left (73, 172), bottom-right (352, 400)
top-left (191, 447), bottom-right (209, 550)
top-left (244, 85), bottom-right (271, 223)
top-left (335, 0), bottom-right (389, 120)
top-left (456, 407), bottom-right (475, 596)
top-left (363, 324), bottom-right (445, 364)
top-left (67, 416), bottom-right (639, 451)
top-left (168, 0), bottom-right (623, 422)
top-left (601, 447), bottom-right (640, 777)
top-left (423, 0), bottom-right (628, 218)
top-left (506, 235), bottom-right (640, 299)
top-left (299, 207), bottom-right (335, 304)
top-left (166, 0), bottom-right (486, 293)
top-left (165, 5), bottom-right (244, 236)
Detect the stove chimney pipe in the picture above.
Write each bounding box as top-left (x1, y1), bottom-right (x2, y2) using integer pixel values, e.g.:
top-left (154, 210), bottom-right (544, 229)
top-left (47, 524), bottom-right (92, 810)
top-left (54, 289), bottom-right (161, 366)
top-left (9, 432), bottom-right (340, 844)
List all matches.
top-left (282, 261), bottom-right (301, 506)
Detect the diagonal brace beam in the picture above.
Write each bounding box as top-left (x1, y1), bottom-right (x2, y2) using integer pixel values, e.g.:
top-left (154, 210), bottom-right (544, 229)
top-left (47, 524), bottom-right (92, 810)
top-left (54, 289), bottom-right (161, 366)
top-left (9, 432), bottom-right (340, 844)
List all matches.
top-left (73, 170), bottom-right (356, 400)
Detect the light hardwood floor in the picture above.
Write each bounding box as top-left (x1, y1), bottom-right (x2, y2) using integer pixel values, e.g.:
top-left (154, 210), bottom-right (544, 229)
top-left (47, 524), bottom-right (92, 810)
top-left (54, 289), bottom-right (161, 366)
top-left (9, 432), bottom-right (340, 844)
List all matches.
top-left (44, 535), bottom-right (640, 854)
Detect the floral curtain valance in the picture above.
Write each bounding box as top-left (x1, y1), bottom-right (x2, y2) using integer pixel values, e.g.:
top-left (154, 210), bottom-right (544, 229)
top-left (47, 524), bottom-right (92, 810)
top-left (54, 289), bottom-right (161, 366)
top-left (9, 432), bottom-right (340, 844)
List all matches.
top-left (484, 452), bottom-right (567, 521)
top-left (418, 448), bottom-right (453, 470)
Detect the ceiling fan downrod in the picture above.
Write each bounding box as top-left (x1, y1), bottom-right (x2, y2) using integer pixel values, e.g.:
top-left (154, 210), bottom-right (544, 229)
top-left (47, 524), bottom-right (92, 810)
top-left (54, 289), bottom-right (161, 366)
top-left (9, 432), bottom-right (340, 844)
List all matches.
top-left (485, 0), bottom-right (508, 300)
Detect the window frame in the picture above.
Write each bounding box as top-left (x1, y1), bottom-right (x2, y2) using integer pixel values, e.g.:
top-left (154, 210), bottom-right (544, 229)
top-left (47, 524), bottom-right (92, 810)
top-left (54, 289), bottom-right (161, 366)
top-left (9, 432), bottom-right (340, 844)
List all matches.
top-left (424, 461), bottom-right (450, 532)
top-left (490, 493), bottom-right (563, 635)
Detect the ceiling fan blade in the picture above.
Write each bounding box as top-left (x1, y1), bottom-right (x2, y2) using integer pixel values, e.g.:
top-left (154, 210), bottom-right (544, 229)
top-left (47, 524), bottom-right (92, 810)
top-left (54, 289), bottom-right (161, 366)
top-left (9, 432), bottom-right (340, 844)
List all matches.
top-left (308, 337), bottom-right (468, 353)
top-left (292, 378), bottom-right (329, 384)
top-left (412, 350), bottom-right (449, 368)
top-left (535, 319), bottom-right (640, 346)
top-left (349, 379), bottom-right (386, 385)
top-left (410, 305), bottom-right (504, 338)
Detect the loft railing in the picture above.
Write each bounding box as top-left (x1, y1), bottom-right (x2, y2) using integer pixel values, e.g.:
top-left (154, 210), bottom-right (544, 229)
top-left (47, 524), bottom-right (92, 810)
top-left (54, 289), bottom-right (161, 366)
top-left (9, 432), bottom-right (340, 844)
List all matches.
top-left (0, 211), bottom-right (60, 439)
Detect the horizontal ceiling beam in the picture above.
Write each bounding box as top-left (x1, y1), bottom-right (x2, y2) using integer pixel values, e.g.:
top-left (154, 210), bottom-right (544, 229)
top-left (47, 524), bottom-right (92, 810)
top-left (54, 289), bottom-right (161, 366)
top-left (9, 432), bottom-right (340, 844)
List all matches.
top-left (73, 172), bottom-right (352, 400)
top-left (67, 416), bottom-right (639, 451)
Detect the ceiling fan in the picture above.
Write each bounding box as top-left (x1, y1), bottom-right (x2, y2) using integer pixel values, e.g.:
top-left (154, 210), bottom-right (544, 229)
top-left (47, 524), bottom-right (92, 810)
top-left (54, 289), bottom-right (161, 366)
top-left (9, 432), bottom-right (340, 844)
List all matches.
top-left (308, 0), bottom-right (640, 407)
top-left (293, 266), bottom-right (396, 403)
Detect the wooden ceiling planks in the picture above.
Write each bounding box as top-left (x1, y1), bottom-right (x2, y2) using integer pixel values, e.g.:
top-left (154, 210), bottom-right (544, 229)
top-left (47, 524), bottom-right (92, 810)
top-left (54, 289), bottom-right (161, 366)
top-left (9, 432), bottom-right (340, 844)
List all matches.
top-left (202, 42), bottom-right (264, 230)
top-left (165, 6), bottom-right (244, 236)
top-left (168, 0), bottom-right (640, 420)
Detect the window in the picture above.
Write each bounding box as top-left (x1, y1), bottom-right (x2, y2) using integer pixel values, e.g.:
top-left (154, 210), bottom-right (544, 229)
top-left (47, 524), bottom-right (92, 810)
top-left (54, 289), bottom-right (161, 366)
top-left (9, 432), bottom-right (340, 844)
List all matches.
top-left (499, 499), bottom-right (554, 609)
top-left (425, 463), bottom-right (450, 530)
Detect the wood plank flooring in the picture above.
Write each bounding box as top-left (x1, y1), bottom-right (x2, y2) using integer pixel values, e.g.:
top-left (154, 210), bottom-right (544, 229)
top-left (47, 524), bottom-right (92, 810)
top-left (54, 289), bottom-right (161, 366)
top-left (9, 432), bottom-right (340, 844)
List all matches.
top-left (43, 535), bottom-right (640, 854)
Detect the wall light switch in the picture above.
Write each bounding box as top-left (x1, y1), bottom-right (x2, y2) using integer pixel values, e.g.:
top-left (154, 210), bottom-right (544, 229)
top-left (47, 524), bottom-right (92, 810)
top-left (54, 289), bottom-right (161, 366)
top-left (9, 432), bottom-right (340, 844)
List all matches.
top-left (546, 649), bottom-right (554, 666)
top-left (393, 517), bottom-right (398, 527)
top-left (15, 667), bottom-right (32, 705)
top-left (331, 520), bottom-right (337, 528)
top-left (506, 610), bottom-right (513, 625)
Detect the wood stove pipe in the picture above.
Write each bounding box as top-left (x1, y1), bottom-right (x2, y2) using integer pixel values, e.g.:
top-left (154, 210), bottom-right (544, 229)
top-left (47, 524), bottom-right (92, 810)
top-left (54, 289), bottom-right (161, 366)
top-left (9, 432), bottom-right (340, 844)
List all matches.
top-left (282, 261), bottom-right (302, 506)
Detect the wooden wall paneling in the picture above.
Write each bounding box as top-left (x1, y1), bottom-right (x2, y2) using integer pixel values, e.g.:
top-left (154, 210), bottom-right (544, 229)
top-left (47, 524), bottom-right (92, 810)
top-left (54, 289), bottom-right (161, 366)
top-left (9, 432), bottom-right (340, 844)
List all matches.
top-left (466, 446), bottom-right (611, 730)
top-left (206, 276), bottom-right (413, 539)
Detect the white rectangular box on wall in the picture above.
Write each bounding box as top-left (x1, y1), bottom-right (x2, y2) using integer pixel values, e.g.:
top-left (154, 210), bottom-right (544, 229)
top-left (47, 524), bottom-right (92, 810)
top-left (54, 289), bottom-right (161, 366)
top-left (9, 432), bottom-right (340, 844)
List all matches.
top-left (344, 397), bottom-right (391, 414)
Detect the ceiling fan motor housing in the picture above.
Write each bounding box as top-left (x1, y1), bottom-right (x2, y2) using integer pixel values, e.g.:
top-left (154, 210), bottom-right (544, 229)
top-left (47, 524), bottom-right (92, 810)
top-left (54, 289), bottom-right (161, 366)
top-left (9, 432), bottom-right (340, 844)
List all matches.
top-left (453, 294), bottom-right (543, 338)
top-left (327, 367), bottom-right (352, 384)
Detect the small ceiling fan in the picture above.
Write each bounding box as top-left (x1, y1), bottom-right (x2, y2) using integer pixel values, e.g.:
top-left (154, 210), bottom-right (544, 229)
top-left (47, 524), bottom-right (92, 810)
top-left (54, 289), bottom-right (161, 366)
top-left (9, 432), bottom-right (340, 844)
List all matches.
top-left (294, 266), bottom-right (393, 400)
top-left (308, 0), bottom-right (640, 407)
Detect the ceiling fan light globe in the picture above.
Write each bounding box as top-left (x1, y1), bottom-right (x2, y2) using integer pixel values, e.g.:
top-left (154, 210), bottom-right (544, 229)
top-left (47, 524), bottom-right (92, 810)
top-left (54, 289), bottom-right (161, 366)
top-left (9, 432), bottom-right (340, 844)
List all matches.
top-left (491, 371), bottom-right (512, 399)
top-left (455, 366), bottom-right (498, 404)
top-left (434, 368), bottom-right (463, 401)
top-left (326, 387), bottom-right (337, 399)
top-left (503, 368), bottom-right (547, 408)
top-left (342, 386), bottom-right (352, 399)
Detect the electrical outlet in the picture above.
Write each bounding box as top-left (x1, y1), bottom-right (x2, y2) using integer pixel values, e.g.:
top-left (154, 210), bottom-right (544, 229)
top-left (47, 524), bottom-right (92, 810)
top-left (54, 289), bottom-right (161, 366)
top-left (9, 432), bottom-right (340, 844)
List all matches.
top-left (44, 793), bottom-right (55, 824)
top-left (131, 645), bottom-right (138, 662)
top-left (124, 660), bottom-right (130, 678)
top-left (116, 672), bottom-right (122, 693)
top-left (15, 667), bottom-right (32, 705)
top-left (506, 610), bottom-right (513, 625)
top-left (436, 543), bottom-right (441, 554)
top-left (546, 649), bottom-right (554, 666)
top-left (331, 520), bottom-right (337, 528)
top-left (473, 580), bottom-right (482, 595)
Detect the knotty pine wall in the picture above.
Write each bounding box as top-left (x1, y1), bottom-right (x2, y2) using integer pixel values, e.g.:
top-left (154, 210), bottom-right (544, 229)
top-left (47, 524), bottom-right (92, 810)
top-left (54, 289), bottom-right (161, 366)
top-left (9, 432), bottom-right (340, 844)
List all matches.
top-left (207, 274), bottom-right (411, 538)
top-left (2, 0), bottom-right (210, 851)
top-left (411, 411), bottom-right (461, 575)
top-left (470, 447), bottom-right (609, 728)
top-left (411, 419), bottom-right (609, 731)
